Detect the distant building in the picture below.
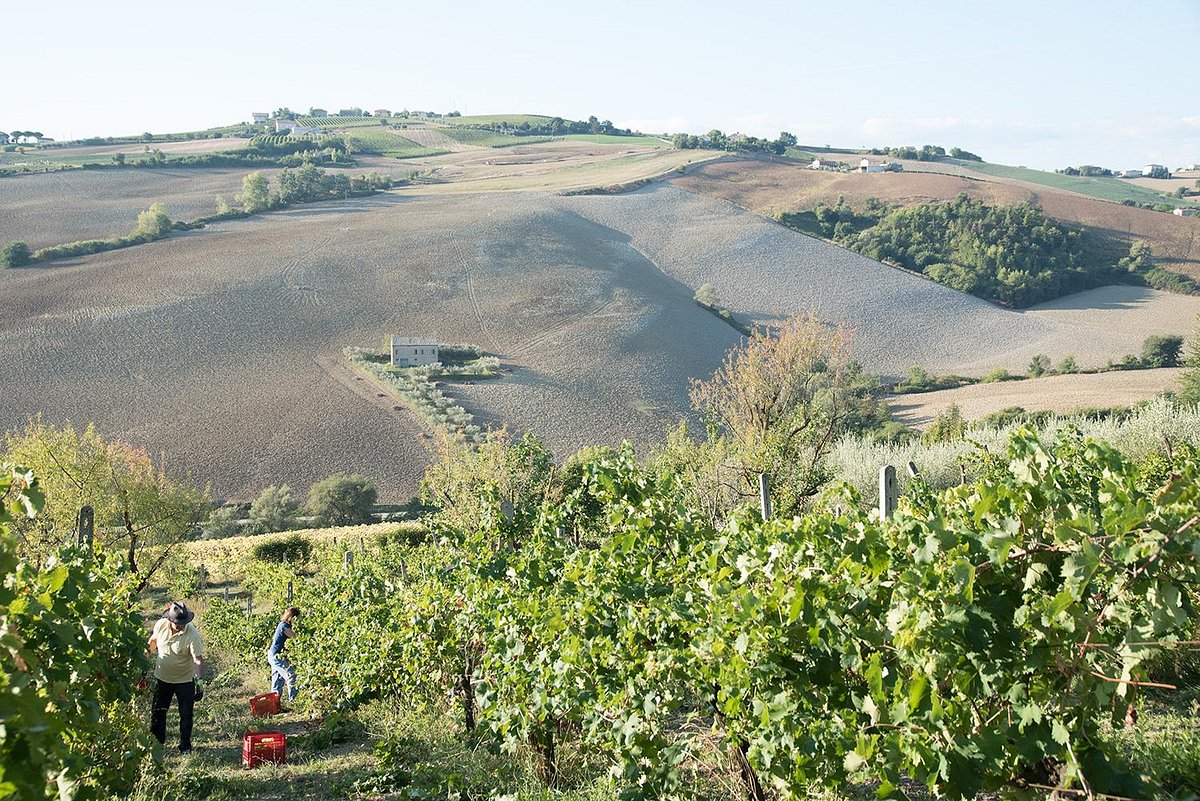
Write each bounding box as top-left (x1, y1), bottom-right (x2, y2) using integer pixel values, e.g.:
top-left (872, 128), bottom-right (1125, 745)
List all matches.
top-left (811, 158), bottom-right (839, 170)
top-left (309, 108), bottom-right (328, 117)
top-left (275, 120), bottom-right (322, 136)
top-left (252, 112), bottom-right (270, 123)
top-left (1174, 208), bottom-right (1198, 217)
top-left (1143, 164), bottom-right (1168, 177)
top-left (338, 107), bottom-right (364, 117)
top-left (1120, 169), bottom-right (1142, 178)
top-left (1182, 163), bottom-right (1200, 171)
top-left (859, 158), bottom-right (887, 173)
top-left (374, 109), bottom-right (391, 118)
top-left (391, 337), bottom-right (439, 367)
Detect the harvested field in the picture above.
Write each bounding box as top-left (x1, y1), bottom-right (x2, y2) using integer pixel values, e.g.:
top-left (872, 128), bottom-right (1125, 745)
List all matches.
top-left (0, 191), bottom-right (740, 501)
top-left (672, 159), bottom-right (1200, 271)
top-left (0, 138), bottom-right (250, 168)
top-left (560, 185), bottom-right (1200, 376)
top-left (888, 368), bottom-right (1185, 429)
top-left (0, 167), bottom-right (283, 248)
top-left (6, 181), bottom-right (1200, 500)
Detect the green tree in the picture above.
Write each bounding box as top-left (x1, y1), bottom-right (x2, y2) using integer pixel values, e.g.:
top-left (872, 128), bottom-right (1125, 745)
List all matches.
top-left (1141, 334), bottom-right (1184, 367)
top-left (1178, 324), bottom-right (1200, 403)
top-left (306, 474), bottom-right (377, 526)
top-left (236, 171), bottom-right (271, 213)
top-left (694, 282), bottom-right (720, 307)
top-left (112, 152), bottom-right (125, 165)
top-left (1057, 354), bottom-right (1078, 374)
top-left (1, 421), bottom-right (203, 585)
top-left (1, 240), bottom-right (31, 268)
top-left (689, 313), bottom-right (855, 516)
top-left (201, 506), bottom-right (241, 538)
top-left (132, 202), bottom-right (171, 240)
top-left (921, 403), bottom-right (964, 444)
top-left (777, 131), bottom-right (797, 147)
top-left (250, 484), bottom-right (298, 532)
top-left (1027, 353), bottom-right (1050, 377)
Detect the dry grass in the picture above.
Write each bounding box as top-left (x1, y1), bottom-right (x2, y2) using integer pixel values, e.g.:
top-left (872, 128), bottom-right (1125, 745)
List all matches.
top-left (888, 368), bottom-right (1185, 429)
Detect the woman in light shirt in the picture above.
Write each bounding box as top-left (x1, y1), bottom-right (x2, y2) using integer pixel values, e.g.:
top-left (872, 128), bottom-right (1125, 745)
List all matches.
top-left (147, 602), bottom-right (204, 753)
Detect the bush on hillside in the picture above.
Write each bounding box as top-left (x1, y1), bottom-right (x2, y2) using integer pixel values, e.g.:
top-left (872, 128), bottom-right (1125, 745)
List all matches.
top-left (1, 240), bottom-right (31, 268)
top-left (251, 533), bottom-right (313, 564)
top-left (306, 474), bottom-right (377, 526)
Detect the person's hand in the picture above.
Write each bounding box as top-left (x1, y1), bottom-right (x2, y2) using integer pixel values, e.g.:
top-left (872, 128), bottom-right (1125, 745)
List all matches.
top-left (193, 678), bottom-right (205, 702)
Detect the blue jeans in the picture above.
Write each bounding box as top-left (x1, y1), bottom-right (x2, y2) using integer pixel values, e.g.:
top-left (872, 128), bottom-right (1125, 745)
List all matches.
top-left (267, 652), bottom-right (297, 701)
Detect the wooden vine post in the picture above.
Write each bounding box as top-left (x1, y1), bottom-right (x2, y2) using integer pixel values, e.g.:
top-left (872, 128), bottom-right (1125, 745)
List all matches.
top-left (879, 465), bottom-right (898, 520)
top-left (76, 506), bottom-right (94, 551)
top-left (758, 473), bottom-right (772, 521)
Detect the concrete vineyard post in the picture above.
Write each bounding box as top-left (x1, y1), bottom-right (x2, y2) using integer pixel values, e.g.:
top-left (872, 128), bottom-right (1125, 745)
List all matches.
top-left (287, 581), bottom-right (293, 604)
top-left (223, 587), bottom-right (229, 602)
top-left (197, 565), bottom-right (207, 590)
top-left (246, 595), bottom-right (253, 615)
top-left (880, 465), bottom-right (898, 520)
top-left (76, 506), bottom-right (94, 551)
top-left (344, 550), bottom-right (354, 569)
top-left (907, 461), bottom-right (920, 478)
top-left (758, 473), bottom-right (772, 521)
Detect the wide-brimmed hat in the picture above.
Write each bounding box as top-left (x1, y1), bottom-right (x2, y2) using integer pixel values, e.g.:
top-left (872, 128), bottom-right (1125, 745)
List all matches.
top-left (165, 602), bottom-right (195, 626)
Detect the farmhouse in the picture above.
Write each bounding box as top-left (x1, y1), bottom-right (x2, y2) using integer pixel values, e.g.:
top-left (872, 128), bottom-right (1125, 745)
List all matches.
top-left (811, 159), bottom-right (840, 170)
top-left (859, 158), bottom-right (887, 173)
top-left (1143, 164), bottom-right (1168, 177)
top-left (390, 337), bottom-right (439, 367)
top-left (252, 112), bottom-right (270, 123)
top-left (374, 109), bottom-right (391, 118)
top-left (275, 120), bottom-right (322, 136)
top-left (1174, 208), bottom-right (1198, 217)
top-left (339, 108), bottom-right (364, 117)
top-left (1120, 169), bottom-right (1142, 178)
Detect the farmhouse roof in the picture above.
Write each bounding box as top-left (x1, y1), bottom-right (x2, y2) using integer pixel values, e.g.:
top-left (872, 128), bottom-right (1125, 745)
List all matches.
top-left (391, 336), bottom-right (438, 347)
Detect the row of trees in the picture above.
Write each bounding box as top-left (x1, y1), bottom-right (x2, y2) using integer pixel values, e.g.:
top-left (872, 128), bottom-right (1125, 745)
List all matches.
top-left (673, 130), bottom-right (797, 155)
top-left (234, 165), bottom-right (392, 213)
top-left (866, 144), bottom-right (982, 162)
top-left (203, 473), bottom-right (379, 537)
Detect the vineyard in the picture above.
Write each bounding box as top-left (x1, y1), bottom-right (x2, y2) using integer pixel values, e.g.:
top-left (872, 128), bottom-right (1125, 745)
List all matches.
top-left (339, 130), bottom-right (444, 158)
top-left (294, 116), bottom-right (391, 130)
top-left (4, 422), bottom-right (1200, 800)
top-left (436, 127), bottom-right (555, 148)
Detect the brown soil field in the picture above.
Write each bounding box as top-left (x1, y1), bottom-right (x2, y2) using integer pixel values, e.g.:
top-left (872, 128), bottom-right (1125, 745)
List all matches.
top-left (888, 368), bottom-right (1185, 429)
top-left (671, 159), bottom-right (1200, 272)
top-left (0, 167), bottom-right (285, 249)
top-left (6, 174), bottom-right (1200, 501)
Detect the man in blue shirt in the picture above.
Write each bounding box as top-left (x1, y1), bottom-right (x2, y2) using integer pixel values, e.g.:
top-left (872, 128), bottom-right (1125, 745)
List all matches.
top-left (267, 607), bottom-right (301, 704)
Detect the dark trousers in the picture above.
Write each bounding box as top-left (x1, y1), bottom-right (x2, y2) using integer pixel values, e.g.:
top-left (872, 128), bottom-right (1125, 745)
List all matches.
top-left (151, 679), bottom-right (195, 751)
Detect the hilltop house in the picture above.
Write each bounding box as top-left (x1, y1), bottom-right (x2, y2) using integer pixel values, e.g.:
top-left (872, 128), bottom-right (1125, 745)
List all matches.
top-left (859, 158), bottom-right (887, 173)
top-left (1143, 164), bottom-right (1168, 177)
top-left (252, 112), bottom-right (270, 123)
top-left (1120, 169), bottom-right (1142, 178)
top-left (391, 337), bottom-right (439, 367)
top-left (374, 109), bottom-right (391, 118)
top-left (811, 158), bottom-right (839, 170)
top-left (338, 107), bottom-right (364, 117)
top-left (1174, 208), bottom-right (1198, 217)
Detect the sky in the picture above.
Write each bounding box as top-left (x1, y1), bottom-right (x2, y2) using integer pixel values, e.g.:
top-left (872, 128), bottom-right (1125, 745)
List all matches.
top-left (2, 0), bottom-right (1197, 170)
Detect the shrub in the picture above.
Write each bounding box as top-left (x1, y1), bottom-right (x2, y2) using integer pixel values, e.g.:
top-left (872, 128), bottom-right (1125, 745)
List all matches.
top-left (922, 404), bottom-right (965, 444)
top-left (1, 240), bottom-right (31, 268)
top-left (251, 533), bottom-right (313, 564)
top-left (201, 506), bottom-right (241, 539)
top-left (1057, 355), bottom-right (1078, 374)
top-left (1027, 353), bottom-right (1050, 377)
top-left (249, 484), bottom-right (298, 532)
top-left (981, 367), bottom-right (1013, 383)
top-left (306, 474), bottom-right (376, 526)
top-left (1142, 334), bottom-right (1185, 368)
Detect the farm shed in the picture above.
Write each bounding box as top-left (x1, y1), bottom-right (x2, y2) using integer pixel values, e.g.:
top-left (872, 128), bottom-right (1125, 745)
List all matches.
top-left (1174, 208), bottom-right (1197, 217)
top-left (811, 159), bottom-right (840, 170)
top-left (390, 337), bottom-right (439, 367)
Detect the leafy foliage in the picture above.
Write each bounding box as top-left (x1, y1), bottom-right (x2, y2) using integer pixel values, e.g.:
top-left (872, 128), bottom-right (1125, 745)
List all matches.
top-left (0, 464), bottom-right (152, 800)
top-left (305, 474), bottom-right (376, 527)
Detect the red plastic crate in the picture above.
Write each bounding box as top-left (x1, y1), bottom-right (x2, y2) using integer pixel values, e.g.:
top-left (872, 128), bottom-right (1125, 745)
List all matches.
top-left (249, 692), bottom-right (280, 717)
top-left (242, 731), bottom-right (286, 768)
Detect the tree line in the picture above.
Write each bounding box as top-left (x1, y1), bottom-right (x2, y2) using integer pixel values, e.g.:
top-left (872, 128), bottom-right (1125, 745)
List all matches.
top-left (778, 193), bottom-right (1186, 307)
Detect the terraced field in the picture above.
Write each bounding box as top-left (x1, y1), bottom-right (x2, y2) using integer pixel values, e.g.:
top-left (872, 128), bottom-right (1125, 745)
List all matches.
top-left (437, 127), bottom-right (554, 148)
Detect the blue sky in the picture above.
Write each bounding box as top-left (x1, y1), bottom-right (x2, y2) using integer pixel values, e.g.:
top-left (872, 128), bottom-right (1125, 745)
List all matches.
top-left (2, 0), bottom-right (1197, 169)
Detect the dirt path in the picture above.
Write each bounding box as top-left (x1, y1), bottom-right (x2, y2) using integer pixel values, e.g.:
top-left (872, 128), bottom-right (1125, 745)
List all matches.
top-left (888, 368), bottom-right (1185, 429)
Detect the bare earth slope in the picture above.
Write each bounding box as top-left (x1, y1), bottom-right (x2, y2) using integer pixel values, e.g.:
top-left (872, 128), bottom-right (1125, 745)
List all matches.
top-left (0, 168), bottom-right (284, 249)
top-left (671, 160), bottom-right (1200, 273)
top-left (889, 368), bottom-right (1184, 429)
top-left (0, 192), bottom-right (739, 500)
top-left (561, 185), bottom-right (1200, 376)
top-left (5, 181), bottom-right (1200, 501)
